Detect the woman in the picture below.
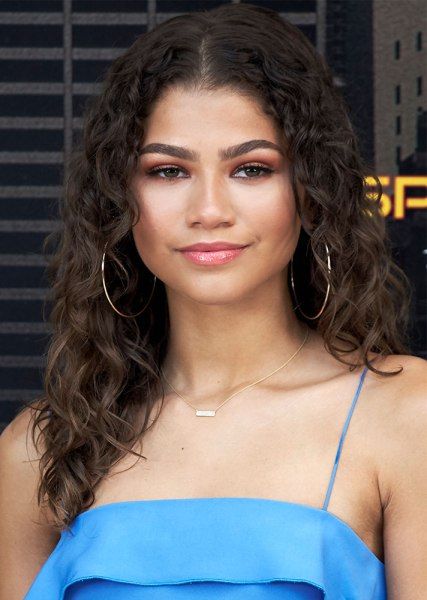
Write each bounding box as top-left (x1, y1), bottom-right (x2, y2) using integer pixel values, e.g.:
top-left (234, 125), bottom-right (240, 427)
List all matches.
top-left (1, 3), bottom-right (426, 599)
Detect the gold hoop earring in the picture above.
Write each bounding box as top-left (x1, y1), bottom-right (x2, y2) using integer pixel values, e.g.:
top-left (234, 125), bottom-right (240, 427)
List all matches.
top-left (290, 241), bottom-right (331, 320)
top-left (101, 241), bottom-right (157, 318)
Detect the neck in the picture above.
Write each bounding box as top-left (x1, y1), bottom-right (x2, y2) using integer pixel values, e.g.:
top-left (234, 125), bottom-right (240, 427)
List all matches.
top-left (160, 278), bottom-right (310, 400)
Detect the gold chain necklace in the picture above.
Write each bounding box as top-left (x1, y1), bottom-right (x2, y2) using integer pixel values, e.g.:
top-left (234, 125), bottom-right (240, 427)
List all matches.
top-left (160, 326), bottom-right (310, 417)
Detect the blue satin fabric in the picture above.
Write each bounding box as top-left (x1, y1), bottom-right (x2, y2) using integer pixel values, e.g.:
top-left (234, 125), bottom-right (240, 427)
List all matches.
top-left (24, 367), bottom-right (387, 599)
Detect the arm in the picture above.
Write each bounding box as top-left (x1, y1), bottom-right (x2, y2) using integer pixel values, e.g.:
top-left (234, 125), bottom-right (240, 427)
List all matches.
top-left (0, 406), bottom-right (61, 600)
top-left (380, 356), bottom-right (427, 598)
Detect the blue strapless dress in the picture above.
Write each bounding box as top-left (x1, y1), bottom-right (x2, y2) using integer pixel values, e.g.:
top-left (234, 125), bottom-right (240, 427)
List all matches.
top-left (24, 367), bottom-right (387, 599)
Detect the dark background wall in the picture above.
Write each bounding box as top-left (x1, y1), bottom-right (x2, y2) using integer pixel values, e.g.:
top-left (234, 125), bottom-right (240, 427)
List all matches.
top-left (0, 0), bottom-right (426, 431)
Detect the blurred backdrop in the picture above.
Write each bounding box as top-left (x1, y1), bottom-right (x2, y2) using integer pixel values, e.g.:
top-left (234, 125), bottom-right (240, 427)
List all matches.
top-left (0, 0), bottom-right (426, 430)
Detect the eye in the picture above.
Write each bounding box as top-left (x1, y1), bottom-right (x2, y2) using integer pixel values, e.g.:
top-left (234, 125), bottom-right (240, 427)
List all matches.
top-left (233, 163), bottom-right (274, 178)
top-left (145, 162), bottom-right (274, 180)
top-left (146, 165), bottom-right (188, 179)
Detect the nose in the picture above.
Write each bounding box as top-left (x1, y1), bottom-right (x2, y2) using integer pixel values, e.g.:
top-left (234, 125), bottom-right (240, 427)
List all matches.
top-left (185, 171), bottom-right (236, 229)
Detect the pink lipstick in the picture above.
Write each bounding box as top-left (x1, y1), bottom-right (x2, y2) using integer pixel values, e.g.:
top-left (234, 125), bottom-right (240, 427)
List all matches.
top-left (178, 241), bottom-right (249, 266)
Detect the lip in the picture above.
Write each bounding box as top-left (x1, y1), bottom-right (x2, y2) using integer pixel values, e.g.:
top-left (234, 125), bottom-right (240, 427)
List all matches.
top-left (178, 243), bottom-right (249, 266)
top-left (178, 241), bottom-right (249, 252)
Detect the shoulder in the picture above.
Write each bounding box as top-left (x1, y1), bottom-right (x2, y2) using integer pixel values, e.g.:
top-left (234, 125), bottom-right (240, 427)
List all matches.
top-left (0, 404), bottom-right (61, 598)
top-left (367, 355), bottom-right (427, 590)
top-left (377, 352), bottom-right (426, 384)
top-left (1, 402), bottom-right (42, 464)
top-left (0, 402), bottom-right (54, 525)
top-left (0, 404), bottom-right (38, 468)
top-left (367, 353), bottom-right (426, 420)
top-left (367, 353), bottom-right (426, 452)
top-left (347, 353), bottom-right (426, 499)
top-left (353, 353), bottom-right (427, 512)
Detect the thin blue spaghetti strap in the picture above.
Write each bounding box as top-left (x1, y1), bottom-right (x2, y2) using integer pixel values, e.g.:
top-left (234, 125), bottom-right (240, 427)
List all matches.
top-left (322, 366), bottom-right (369, 511)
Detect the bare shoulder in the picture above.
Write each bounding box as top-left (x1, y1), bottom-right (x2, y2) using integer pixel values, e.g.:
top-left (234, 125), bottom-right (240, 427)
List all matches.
top-left (1, 402), bottom-right (41, 456)
top-left (0, 404), bottom-right (60, 599)
top-left (0, 401), bottom-right (59, 526)
top-left (0, 404), bottom-right (42, 501)
top-left (368, 353), bottom-right (426, 422)
top-left (367, 353), bottom-right (426, 458)
top-left (0, 403), bottom-right (47, 502)
top-left (367, 354), bottom-right (427, 594)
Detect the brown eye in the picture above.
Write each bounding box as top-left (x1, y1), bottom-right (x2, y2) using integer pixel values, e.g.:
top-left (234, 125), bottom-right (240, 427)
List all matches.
top-left (233, 164), bottom-right (274, 178)
top-left (147, 166), bottom-right (187, 179)
top-left (146, 163), bottom-right (274, 180)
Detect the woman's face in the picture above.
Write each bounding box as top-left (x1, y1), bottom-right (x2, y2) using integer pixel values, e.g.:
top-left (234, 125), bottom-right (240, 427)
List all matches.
top-left (131, 86), bottom-right (303, 306)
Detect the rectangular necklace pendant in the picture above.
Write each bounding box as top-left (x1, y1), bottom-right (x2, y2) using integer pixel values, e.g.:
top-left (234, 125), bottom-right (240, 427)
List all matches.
top-left (195, 409), bottom-right (216, 417)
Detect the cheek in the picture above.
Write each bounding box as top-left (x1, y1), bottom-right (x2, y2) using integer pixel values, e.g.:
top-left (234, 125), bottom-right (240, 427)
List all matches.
top-left (247, 181), bottom-right (299, 246)
top-left (131, 204), bottom-right (168, 266)
top-left (132, 218), bottom-right (160, 253)
top-left (265, 202), bottom-right (296, 236)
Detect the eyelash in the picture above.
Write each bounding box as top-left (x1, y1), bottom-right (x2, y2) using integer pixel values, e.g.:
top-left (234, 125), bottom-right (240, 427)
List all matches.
top-left (146, 163), bottom-right (274, 180)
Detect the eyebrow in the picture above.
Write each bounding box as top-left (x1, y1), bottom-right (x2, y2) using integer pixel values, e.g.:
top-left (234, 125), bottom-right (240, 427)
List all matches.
top-left (138, 139), bottom-right (285, 161)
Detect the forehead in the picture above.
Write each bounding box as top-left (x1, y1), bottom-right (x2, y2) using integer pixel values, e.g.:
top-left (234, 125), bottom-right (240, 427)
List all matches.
top-left (143, 86), bottom-right (281, 142)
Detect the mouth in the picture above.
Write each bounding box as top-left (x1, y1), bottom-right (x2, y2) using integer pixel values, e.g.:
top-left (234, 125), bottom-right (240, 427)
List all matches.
top-left (178, 241), bottom-right (249, 252)
top-left (178, 245), bottom-right (250, 266)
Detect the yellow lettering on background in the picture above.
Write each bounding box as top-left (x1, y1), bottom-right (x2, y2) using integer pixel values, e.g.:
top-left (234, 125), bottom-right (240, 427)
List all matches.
top-left (365, 176), bottom-right (427, 219)
top-left (394, 176), bottom-right (427, 219)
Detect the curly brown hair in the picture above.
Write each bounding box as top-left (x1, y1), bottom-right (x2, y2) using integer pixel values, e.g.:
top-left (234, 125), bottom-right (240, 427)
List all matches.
top-left (18, 3), bottom-right (412, 532)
